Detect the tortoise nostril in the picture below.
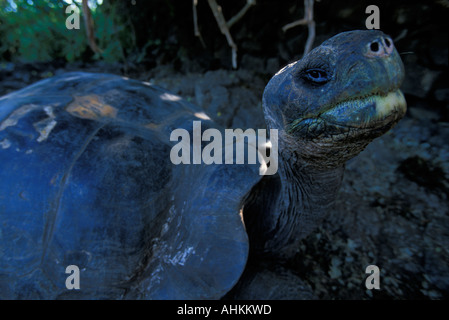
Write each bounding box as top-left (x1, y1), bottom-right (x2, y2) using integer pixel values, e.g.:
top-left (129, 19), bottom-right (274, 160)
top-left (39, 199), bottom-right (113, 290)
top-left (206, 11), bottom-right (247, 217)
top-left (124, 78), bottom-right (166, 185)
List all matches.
top-left (366, 38), bottom-right (391, 58)
top-left (370, 41), bottom-right (380, 52)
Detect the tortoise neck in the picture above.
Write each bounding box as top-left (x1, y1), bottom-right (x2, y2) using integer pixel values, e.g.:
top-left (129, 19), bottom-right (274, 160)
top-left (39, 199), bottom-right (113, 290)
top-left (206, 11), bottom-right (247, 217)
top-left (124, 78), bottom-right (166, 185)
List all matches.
top-left (261, 145), bottom-right (345, 259)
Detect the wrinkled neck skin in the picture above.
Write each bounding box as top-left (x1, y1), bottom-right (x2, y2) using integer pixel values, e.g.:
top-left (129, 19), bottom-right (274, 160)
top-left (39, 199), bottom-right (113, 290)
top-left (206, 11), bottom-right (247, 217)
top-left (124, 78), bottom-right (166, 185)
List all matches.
top-left (245, 132), bottom-right (346, 261)
top-left (242, 29), bottom-right (406, 262)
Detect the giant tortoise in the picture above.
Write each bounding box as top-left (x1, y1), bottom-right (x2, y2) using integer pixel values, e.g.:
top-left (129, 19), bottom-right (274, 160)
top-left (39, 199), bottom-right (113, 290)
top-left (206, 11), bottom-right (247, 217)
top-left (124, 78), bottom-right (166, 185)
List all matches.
top-left (0, 30), bottom-right (406, 299)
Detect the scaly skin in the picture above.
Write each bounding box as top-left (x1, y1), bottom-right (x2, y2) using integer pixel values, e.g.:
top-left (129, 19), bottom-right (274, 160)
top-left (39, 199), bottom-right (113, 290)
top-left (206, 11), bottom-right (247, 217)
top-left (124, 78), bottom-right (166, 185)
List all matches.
top-left (243, 30), bottom-right (406, 260)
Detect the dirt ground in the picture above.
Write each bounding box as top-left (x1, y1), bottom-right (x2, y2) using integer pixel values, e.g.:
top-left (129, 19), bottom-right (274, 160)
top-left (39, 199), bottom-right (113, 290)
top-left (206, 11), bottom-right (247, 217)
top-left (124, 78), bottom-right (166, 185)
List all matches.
top-left (1, 49), bottom-right (448, 299)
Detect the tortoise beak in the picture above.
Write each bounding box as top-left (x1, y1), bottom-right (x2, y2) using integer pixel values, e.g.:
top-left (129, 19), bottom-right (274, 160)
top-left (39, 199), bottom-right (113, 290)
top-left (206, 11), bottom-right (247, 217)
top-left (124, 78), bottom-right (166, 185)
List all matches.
top-left (319, 89), bottom-right (407, 129)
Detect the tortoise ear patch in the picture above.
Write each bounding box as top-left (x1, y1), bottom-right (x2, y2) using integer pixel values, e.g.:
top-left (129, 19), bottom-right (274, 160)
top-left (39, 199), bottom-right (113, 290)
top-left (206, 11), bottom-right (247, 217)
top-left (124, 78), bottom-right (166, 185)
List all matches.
top-left (66, 95), bottom-right (118, 121)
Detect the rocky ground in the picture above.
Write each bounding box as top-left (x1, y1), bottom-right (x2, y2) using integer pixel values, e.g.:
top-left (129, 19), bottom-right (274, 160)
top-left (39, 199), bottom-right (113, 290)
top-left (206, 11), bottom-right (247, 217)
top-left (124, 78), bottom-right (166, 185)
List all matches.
top-left (298, 108), bottom-right (449, 299)
top-left (1, 36), bottom-right (448, 300)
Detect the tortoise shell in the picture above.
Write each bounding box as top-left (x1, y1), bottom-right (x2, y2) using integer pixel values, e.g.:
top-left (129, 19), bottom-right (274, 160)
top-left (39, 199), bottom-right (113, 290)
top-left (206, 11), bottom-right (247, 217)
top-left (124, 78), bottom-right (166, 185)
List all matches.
top-left (0, 72), bottom-right (261, 299)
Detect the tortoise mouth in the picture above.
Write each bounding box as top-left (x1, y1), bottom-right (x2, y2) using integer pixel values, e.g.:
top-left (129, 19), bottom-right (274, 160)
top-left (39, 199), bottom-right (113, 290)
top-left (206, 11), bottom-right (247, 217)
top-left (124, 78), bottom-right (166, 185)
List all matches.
top-left (288, 89), bottom-right (407, 140)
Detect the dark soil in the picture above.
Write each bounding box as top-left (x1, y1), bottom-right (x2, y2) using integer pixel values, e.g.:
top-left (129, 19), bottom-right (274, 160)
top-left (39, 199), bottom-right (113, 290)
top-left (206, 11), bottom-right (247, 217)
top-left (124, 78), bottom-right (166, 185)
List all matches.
top-left (0, 0), bottom-right (448, 300)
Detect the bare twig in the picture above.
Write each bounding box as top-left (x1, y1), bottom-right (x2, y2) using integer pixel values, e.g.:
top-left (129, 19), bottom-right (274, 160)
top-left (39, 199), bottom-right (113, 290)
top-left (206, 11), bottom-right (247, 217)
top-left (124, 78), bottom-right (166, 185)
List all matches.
top-left (82, 0), bottom-right (102, 54)
top-left (304, 18), bottom-right (315, 56)
top-left (207, 0), bottom-right (238, 68)
top-left (282, 18), bottom-right (307, 32)
top-left (282, 0), bottom-right (316, 57)
top-left (227, 0), bottom-right (256, 29)
top-left (192, 0), bottom-right (206, 48)
top-left (205, 0), bottom-right (256, 69)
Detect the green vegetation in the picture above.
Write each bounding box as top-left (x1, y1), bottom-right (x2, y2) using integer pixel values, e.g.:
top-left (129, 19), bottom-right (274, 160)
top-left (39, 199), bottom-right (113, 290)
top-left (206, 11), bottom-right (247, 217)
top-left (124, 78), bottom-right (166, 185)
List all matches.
top-left (0, 0), bottom-right (130, 62)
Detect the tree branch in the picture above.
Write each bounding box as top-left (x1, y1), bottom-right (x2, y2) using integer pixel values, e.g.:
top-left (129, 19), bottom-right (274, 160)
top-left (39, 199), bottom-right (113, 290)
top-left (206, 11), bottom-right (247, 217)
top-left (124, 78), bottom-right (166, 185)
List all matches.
top-left (282, 0), bottom-right (316, 57)
top-left (82, 0), bottom-right (102, 54)
top-left (227, 0), bottom-right (256, 29)
top-left (207, 0), bottom-right (238, 68)
top-left (203, 0), bottom-right (256, 68)
top-left (192, 0), bottom-right (206, 48)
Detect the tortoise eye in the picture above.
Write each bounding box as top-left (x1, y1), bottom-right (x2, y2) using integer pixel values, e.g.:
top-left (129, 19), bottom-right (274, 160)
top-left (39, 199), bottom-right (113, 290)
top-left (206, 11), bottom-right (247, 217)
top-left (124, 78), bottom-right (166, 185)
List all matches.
top-left (302, 68), bottom-right (329, 85)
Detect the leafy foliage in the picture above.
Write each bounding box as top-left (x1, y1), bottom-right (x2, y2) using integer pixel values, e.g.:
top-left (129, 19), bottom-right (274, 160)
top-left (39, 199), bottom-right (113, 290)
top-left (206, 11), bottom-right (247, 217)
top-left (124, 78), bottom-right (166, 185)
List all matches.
top-left (0, 0), bottom-right (131, 62)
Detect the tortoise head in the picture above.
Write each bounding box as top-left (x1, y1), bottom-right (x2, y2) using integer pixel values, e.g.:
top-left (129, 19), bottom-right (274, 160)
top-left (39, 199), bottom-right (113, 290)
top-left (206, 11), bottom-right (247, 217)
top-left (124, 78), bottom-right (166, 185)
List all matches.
top-left (263, 30), bottom-right (406, 168)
